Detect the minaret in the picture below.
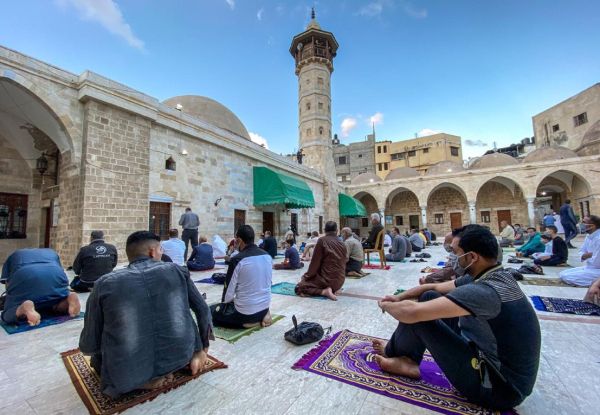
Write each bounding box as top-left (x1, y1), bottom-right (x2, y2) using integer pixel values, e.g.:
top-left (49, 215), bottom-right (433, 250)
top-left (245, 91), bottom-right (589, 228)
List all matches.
top-left (289, 8), bottom-right (339, 179)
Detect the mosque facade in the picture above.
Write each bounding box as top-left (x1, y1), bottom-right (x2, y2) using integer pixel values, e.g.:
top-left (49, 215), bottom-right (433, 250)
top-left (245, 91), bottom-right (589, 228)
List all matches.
top-left (0, 15), bottom-right (599, 264)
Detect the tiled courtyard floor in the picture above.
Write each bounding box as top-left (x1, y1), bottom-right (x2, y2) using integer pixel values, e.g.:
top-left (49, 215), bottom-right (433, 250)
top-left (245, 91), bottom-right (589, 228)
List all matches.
top-left (1, 235), bottom-right (598, 415)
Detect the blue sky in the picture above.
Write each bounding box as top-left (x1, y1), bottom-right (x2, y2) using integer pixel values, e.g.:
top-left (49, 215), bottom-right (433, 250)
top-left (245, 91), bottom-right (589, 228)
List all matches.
top-left (1, 0), bottom-right (599, 159)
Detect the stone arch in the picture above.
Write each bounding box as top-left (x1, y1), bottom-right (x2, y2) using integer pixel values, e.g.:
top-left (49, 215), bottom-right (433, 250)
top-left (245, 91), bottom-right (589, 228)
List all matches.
top-left (535, 170), bottom-right (593, 219)
top-left (353, 191), bottom-right (380, 237)
top-left (475, 177), bottom-right (528, 233)
top-left (426, 184), bottom-right (469, 235)
top-left (385, 187), bottom-right (422, 231)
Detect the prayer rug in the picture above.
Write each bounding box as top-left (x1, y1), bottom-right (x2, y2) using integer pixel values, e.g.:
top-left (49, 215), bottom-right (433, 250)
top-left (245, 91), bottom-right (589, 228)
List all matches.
top-left (363, 264), bottom-right (391, 270)
top-left (61, 349), bottom-right (227, 415)
top-left (292, 330), bottom-right (516, 415)
top-left (421, 267), bottom-right (441, 273)
top-left (194, 278), bottom-right (224, 285)
top-left (270, 282), bottom-right (328, 300)
top-left (213, 314), bottom-right (285, 343)
top-left (531, 296), bottom-right (600, 316)
top-left (188, 267), bottom-right (225, 273)
top-left (216, 261), bottom-right (226, 265)
top-left (393, 289), bottom-right (406, 296)
top-left (0, 312), bottom-right (84, 335)
top-left (363, 258), bottom-right (408, 263)
top-left (518, 277), bottom-right (580, 287)
top-left (345, 272), bottom-right (371, 279)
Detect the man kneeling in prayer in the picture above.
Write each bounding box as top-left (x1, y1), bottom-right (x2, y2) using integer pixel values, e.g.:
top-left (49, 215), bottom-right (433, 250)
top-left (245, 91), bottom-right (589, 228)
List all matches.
top-left (79, 231), bottom-right (212, 399)
top-left (211, 225), bottom-right (273, 328)
top-left (1, 248), bottom-right (80, 327)
top-left (373, 225), bottom-right (540, 410)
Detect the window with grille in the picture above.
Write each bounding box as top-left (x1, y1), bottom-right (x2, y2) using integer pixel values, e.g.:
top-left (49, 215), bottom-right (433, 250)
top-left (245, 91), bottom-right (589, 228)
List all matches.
top-left (574, 113), bottom-right (588, 127)
top-left (395, 216), bottom-right (404, 226)
top-left (423, 148), bottom-right (429, 154)
top-left (408, 150), bottom-right (416, 157)
top-left (337, 156), bottom-right (348, 165)
top-left (377, 146), bottom-right (381, 154)
top-left (552, 124), bottom-right (559, 132)
top-left (434, 214), bottom-right (444, 224)
top-left (383, 145), bottom-right (387, 153)
top-left (149, 202), bottom-right (171, 240)
top-left (391, 153), bottom-right (405, 160)
top-left (0, 193), bottom-right (28, 239)
top-left (481, 212), bottom-right (491, 223)
top-left (450, 147), bottom-right (459, 156)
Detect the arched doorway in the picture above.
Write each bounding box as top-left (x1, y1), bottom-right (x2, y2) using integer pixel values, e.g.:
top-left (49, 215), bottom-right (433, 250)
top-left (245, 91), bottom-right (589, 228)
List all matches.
top-left (0, 77), bottom-right (73, 262)
top-left (426, 184), bottom-right (468, 235)
top-left (535, 171), bottom-right (593, 225)
top-left (385, 187), bottom-right (421, 233)
top-left (353, 191), bottom-right (378, 238)
top-left (476, 177), bottom-right (527, 233)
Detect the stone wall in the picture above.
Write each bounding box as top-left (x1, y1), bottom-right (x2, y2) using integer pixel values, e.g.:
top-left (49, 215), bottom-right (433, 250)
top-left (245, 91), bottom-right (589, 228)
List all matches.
top-left (476, 182), bottom-right (528, 233)
top-left (358, 194), bottom-right (378, 238)
top-left (426, 187), bottom-right (468, 236)
top-left (386, 191), bottom-right (421, 232)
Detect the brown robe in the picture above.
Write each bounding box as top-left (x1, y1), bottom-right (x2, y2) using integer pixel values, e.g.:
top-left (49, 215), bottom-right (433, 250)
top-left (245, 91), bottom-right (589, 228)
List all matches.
top-left (295, 234), bottom-right (347, 296)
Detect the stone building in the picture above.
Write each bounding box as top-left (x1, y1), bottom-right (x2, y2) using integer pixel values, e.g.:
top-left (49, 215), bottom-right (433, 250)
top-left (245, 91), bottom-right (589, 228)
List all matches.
top-left (332, 132), bottom-right (376, 184)
top-left (532, 83), bottom-right (600, 152)
top-left (0, 12), bottom-right (599, 265)
top-left (375, 133), bottom-right (463, 179)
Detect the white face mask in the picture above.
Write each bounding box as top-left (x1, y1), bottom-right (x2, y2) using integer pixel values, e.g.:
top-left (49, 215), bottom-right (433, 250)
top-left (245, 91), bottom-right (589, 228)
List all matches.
top-left (449, 252), bottom-right (473, 276)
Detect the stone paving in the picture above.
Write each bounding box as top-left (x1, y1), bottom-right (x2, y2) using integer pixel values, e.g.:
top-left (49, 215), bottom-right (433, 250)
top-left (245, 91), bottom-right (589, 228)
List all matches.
top-left (0, 235), bottom-right (598, 415)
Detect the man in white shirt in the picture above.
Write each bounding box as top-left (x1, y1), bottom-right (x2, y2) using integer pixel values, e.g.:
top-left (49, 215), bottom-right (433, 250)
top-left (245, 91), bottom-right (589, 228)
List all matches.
top-left (560, 215), bottom-right (600, 286)
top-left (211, 225), bottom-right (273, 328)
top-left (160, 229), bottom-right (186, 266)
top-left (302, 231), bottom-right (320, 260)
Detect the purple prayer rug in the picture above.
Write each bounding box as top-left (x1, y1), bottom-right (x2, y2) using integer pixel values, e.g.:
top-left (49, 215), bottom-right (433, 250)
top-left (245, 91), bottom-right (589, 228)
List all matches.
top-left (292, 330), bottom-right (516, 415)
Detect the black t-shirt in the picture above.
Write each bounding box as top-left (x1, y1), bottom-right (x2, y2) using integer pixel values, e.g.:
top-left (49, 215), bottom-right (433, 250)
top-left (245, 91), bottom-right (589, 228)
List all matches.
top-left (446, 265), bottom-right (541, 400)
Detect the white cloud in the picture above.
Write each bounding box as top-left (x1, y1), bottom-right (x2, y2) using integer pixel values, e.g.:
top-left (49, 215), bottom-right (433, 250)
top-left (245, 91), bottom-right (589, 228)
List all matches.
top-left (341, 118), bottom-right (357, 138)
top-left (224, 0), bottom-right (235, 10)
top-left (464, 139), bottom-right (488, 147)
top-left (418, 129), bottom-right (439, 137)
top-left (368, 112), bottom-right (384, 126)
top-left (403, 4), bottom-right (427, 19)
top-left (358, 1), bottom-right (384, 17)
top-left (257, 8), bottom-right (264, 21)
top-left (275, 4), bottom-right (284, 13)
top-left (56, 0), bottom-right (145, 52)
top-left (249, 132), bottom-right (269, 149)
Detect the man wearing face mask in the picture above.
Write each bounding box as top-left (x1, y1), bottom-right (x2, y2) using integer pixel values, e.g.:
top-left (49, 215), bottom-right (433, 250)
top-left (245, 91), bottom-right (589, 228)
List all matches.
top-left (419, 232), bottom-right (458, 284)
top-left (560, 215), bottom-right (600, 286)
top-left (533, 226), bottom-right (568, 267)
top-left (511, 224), bottom-right (527, 246)
top-left (373, 224), bottom-right (541, 411)
top-left (515, 227), bottom-right (545, 258)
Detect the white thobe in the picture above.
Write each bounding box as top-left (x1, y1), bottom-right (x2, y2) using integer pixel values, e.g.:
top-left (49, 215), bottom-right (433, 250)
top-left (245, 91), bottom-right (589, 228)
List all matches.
top-left (553, 215), bottom-right (564, 234)
top-left (560, 230), bottom-right (600, 286)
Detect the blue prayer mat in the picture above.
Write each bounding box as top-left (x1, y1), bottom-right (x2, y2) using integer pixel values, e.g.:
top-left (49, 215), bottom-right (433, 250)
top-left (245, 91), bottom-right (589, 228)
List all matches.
top-left (271, 282), bottom-right (328, 300)
top-left (0, 312), bottom-right (85, 334)
top-left (531, 296), bottom-right (600, 316)
top-left (194, 278), bottom-right (224, 285)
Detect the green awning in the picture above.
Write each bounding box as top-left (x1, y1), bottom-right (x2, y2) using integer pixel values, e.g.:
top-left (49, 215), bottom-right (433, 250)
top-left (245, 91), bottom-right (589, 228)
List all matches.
top-left (339, 193), bottom-right (368, 217)
top-left (253, 166), bottom-right (315, 209)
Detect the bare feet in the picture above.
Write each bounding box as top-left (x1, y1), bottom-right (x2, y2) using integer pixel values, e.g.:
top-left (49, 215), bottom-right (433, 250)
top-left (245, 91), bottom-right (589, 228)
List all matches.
top-left (189, 350), bottom-right (208, 375)
top-left (375, 355), bottom-right (421, 379)
top-left (242, 321), bottom-right (261, 328)
top-left (16, 300), bottom-right (41, 327)
top-left (140, 374), bottom-right (172, 390)
top-left (371, 339), bottom-right (388, 357)
top-left (347, 271), bottom-right (360, 277)
top-left (261, 309), bottom-right (272, 327)
top-left (322, 287), bottom-right (337, 301)
top-left (53, 292), bottom-right (81, 317)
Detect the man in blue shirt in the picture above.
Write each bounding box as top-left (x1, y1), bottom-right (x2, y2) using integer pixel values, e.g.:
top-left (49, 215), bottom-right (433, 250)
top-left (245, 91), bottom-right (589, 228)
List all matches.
top-left (1, 248), bottom-right (80, 326)
top-left (274, 239), bottom-right (303, 270)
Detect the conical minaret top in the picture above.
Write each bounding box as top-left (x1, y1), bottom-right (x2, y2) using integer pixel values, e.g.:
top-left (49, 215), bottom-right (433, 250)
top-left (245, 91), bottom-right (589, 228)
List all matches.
top-left (289, 9), bottom-right (339, 179)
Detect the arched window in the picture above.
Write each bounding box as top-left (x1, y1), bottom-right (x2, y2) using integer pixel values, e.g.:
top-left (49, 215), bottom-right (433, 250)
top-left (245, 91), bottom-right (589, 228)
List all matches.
top-left (307, 102), bottom-right (311, 110)
top-left (319, 127), bottom-right (324, 135)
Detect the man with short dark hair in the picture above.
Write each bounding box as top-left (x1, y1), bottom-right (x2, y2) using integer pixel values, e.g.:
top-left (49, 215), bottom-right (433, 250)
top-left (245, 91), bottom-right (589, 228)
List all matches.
top-left (516, 227), bottom-right (545, 257)
top-left (533, 226), bottom-right (568, 266)
top-left (560, 199), bottom-right (578, 248)
top-left (560, 215), bottom-right (600, 286)
top-left (2, 249), bottom-right (81, 327)
top-left (512, 224), bottom-right (526, 246)
top-left (274, 239), bottom-right (303, 270)
top-left (179, 207), bottom-right (200, 261)
top-left (295, 221), bottom-right (347, 300)
top-left (211, 225), bottom-right (273, 328)
top-left (160, 229), bottom-right (186, 266)
top-left (262, 230), bottom-right (278, 258)
top-left (80, 231), bottom-right (212, 398)
top-left (71, 231), bottom-right (118, 292)
top-left (408, 228), bottom-right (424, 252)
top-left (386, 227), bottom-right (407, 262)
top-left (362, 213), bottom-right (384, 249)
top-left (373, 225), bottom-right (541, 410)
top-left (187, 236), bottom-right (215, 271)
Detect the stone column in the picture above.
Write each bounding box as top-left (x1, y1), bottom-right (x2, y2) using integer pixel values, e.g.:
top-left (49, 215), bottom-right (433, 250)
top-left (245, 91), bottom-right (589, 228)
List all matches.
top-left (468, 201), bottom-right (477, 224)
top-left (526, 197), bottom-right (536, 228)
top-left (379, 207), bottom-right (385, 226)
top-left (420, 205), bottom-right (427, 228)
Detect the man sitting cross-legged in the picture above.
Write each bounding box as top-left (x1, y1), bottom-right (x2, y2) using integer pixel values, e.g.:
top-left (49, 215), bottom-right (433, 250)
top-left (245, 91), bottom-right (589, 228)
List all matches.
top-left (342, 227), bottom-right (365, 277)
top-left (385, 227), bottom-right (407, 262)
top-left (295, 221), bottom-right (347, 301)
top-left (419, 232), bottom-right (458, 285)
top-left (1, 248), bottom-right (80, 327)
top-left (187, 236), bottom-right (216, 271)
top-left (560, 215), bottom-right (600, 286)
top-left (79, 231), bottom-right (212, 399)
top-left (372, 225), bottom-right (541, 411)
top-left (274, 239), bottom-right (304, 270)
top-left (211, 225), bottom-right (273, 328)
top-left (533, 226), bottom-right (568, 266)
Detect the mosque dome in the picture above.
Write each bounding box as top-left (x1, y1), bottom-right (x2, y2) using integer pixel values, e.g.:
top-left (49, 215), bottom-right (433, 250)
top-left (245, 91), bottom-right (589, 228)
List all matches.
top-left (469, 153), bottom-right (520, 169)
top-left (162, 95), bottom-right (251, 140)
top-left (385, 167), bottom-right (420, 180)
top-left (351, 172), bottom-right (382, 185)
top-left (523, 145), bottom-right (578, 163)
top-left (425, 161), bottom-right (466, 176)
top-left (577, 119), bottom-right (600, 156)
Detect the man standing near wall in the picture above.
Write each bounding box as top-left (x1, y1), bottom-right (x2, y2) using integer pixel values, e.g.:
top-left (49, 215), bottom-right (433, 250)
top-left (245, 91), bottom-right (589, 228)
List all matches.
top-left (560, 200), bottom-right (578, 249)
top-left (179, 208), bottom-right (200, 261)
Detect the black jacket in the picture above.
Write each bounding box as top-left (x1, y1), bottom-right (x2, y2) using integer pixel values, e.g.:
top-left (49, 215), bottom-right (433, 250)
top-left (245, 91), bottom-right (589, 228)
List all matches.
top-left (552, 236), bottom-right (568, 262)
top-left (365, 222), bottom-right (384, 246)
top-left (262, 236), bottom-right (278, 258)
top-left (72, 240), bottom-right (118, 283)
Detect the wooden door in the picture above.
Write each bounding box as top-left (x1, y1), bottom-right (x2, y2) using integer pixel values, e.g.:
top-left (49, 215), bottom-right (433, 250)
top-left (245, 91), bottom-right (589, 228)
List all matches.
top-left (149, 202), bottom-right (171, 240)
top-left (319, 216), bottom-right (323, 234)
top-left (262, 212), bottom-right (274, 234)
top-left (497, 210), bottom-right (512, 232)
top-left (450, 213), bottom-right (462, 230)
top-left (409, 215), bottom-right (419, 229)
top-left (234, 209), bottom-right (246, 233)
